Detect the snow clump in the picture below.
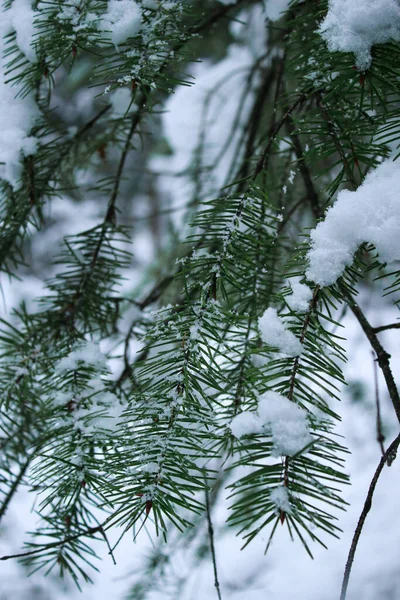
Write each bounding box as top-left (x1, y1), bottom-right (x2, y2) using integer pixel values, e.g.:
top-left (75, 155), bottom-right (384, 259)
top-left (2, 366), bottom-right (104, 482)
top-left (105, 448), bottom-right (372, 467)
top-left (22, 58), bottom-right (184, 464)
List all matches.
top-left (258, 307), bottom-right (303, 356)
top-left (319, 0), bottom-right (400, 70)
top-left (100, 0), bottom-right (142, 46)
top-left (230, 391), bottom-right (312, 457)
top-left (286, 278), bottom-right (313, 312)
top-left (306, 159), bottom-right (400, 287)
top-left (270, 486), bottom-right (292, 514)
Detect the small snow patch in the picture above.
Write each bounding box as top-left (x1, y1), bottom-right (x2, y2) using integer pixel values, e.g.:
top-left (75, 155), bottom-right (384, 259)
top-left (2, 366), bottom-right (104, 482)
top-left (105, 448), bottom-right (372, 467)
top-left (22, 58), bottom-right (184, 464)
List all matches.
top-left (258, 307), bottom-right (303, 356)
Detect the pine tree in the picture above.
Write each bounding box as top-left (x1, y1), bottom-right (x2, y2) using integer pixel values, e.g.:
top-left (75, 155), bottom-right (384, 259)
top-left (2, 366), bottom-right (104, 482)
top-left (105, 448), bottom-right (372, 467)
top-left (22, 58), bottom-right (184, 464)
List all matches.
top-left (1, 1), bottom-right (400, 598)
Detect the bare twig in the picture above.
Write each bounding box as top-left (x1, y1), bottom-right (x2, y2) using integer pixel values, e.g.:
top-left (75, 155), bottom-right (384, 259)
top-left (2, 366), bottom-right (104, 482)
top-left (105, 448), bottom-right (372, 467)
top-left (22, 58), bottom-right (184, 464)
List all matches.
top-left (373, 322), bottom-right (400, 334)
top-left (340, 432), bottom-right (400, 600)
top-left (206, 488), bottom-right (223, 600)
top-left (339, 284), bottom-right (400, 425)
top-left (372, 351), bottom-right (385, 456)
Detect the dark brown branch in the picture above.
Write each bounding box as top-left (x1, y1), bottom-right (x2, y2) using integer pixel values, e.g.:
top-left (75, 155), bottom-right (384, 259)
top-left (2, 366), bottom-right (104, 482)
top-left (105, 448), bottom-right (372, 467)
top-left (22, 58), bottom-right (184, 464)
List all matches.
top-left (372, 351), bottom-right (385, 456)
top-left (340, 432), bottom-right (400, 600)
top-left (0, 523), bottom-right (105, 562)
top-left (206, 488), bottom-right (223, 600)
top-left (373, 322), bottom-right (400, 334)
top-left (339, 283), bottom-right (400, 424)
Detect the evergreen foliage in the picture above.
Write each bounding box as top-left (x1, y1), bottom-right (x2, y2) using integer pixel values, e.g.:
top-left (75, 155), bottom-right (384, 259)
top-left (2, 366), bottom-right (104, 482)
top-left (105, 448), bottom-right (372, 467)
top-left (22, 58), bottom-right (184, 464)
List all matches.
top-left (1, 0), bottom-right (400, 598)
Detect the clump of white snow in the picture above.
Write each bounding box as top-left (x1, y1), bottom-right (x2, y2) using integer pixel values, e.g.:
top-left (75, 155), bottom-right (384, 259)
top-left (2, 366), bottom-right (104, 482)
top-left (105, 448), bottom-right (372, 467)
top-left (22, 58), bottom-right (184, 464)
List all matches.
top-left (319, 0), bottom-right (400, 70)
top-left (7, 0), bottom-right (37, 62)
top-left (229, 411), bottom-right (261, 438)
top-left (0, 78), bottom-right (40, 188)
top-left (100, 0), bottom-right (142, 46)
top-left (286, 278), bottom-right (313, 313)
top-left (258, 391), bottom-right (312, 457)
top-left (230, 391), bottom-right (312, 457)
top-left (258, 307), bottom-right (303, 356)
top-left (306, 159), bottom-right (400, 287)
top-left (270, 486), bottom-right (292, 513)
top-left (0, 3), bottom-right (41, 188)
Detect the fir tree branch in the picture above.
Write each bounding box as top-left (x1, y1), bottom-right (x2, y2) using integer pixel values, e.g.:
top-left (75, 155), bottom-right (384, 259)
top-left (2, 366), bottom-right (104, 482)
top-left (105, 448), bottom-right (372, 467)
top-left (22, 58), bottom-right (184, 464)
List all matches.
top-left (0, 523), bottom-right (104, 562)
top-left (283, 286), bottom-right (320, 493)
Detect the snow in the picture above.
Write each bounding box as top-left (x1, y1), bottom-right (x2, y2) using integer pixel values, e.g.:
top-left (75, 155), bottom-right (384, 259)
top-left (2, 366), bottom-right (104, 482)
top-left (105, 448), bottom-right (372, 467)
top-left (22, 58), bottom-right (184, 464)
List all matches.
top-left (270, 486), bottom-right (292, 513)
top-left (0, 79), bottom-right (40, 189)
top-left (0, 80), bottom-right (40, 189)
top-left (72, 393), bottom-right (124, 435)
top-left (306, 159), bottom-right (400, 287)
top-left (230, 391), bottom-right (312, 457)
top-left (100, 0), bottom-right (142, 47)
top-left (7, 0), bottom-right (37, 62)
top-left (319, 0), bottom-right (400, 70)
top-left (0, 3), bottom-right (41, 188)
top-left (286, 277), bottom-right (313, 312)
top-left (258, 307), bottom-right (303, 356)
top-left (55, 341), bottom-right (107, 373)
top-left (230, 410), bottom-right (262, 438)
top-left (258, 391), bottom-right (312, 457)
top-left (264, 0), bottom-right (290, 21)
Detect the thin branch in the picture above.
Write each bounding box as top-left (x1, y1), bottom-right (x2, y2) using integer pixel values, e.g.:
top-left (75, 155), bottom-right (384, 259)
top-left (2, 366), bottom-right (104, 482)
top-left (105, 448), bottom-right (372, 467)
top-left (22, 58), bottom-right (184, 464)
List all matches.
top-left (372, 351), bottom-right (385, 456)
top-left (283, 286), bottom-right (320, 490)
top-left (339, 283), bottom-right (400, 425)
top-left (316, 94), bottom-right (358, 190)
top-left (0, 456), bottom-right (31, 523)
top-left (373, 322), bottom-right (400, 334)
top-left (286, 113), bottom-right (322, 219)
top-left (253, 93), bottom-right (307, 179)
top-left (340, 432), bottom-right (400, 600)
top-left (0, 508), bottom-right (119, 562)
top-left (205, 488), bottom-right (223, 600)
top-left (0, 525), bottom-right (103, 562)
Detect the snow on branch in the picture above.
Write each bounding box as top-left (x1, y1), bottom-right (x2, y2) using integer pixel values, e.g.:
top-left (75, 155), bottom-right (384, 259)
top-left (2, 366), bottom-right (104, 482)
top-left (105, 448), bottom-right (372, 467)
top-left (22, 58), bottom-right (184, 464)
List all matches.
top-left (319, 0), bottom-right (400, 70)
top-left (306, 160), bottom-right (400, 287)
